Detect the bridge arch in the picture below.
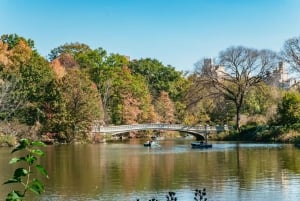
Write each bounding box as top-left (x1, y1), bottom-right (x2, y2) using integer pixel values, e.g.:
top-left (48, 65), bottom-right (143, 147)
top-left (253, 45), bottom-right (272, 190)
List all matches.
top-left (92, 123), bottom-right (229, 141)
top-left (108, 129), bottom-right (206, 141)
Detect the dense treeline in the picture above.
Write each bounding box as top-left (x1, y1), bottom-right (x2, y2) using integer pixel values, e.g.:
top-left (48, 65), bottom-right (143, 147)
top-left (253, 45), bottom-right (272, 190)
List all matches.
top-left (1, 33), bottom-right (300, 144)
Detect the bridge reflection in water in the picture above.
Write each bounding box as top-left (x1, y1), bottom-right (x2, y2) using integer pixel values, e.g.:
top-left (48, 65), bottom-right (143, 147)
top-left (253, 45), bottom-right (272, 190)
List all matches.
top-left (92, 123), bottom-right (229, 140)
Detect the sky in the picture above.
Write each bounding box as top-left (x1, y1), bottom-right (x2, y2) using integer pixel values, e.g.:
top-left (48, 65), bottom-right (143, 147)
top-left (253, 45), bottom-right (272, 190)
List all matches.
top-left (1, 0), bottom-right (300, 72)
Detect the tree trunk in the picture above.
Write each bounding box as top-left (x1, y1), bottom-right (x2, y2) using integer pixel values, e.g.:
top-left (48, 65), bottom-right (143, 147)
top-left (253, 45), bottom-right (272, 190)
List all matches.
top-left (235, 104), bottom-right (241, 132)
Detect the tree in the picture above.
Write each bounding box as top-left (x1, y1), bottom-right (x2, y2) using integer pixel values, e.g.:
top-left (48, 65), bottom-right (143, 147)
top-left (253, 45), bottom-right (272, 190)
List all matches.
top-left (129, 58), bottom-right (186, 101)
top-left (0, 34), bottom-right (55, 124)
top-left (193, 46), bottom-right (277, 131)
top-left (0, 78), bottom-right (26, 120)
top-left (0, 35), bottom-right (32, 74)
top-left (40, 80), bottom-right (67, 136)
top-left (51, 69), bottom-right (102, 142)
top-left (105, 53), bottom-right (129, 69)
top-left (121, 91), bottom-right (141, 124)
top-left (243, 84), bottom-right (281, 120)
top-left (48, 42), bottom-right (91, 61)
top-left (155, 91), bottom-right (175, 123)
top-left (18, 52), bottom-right (55, 124)
top-left (277, 92), bottom-right (300, 127)
top-left (185, 73), bottom-right (236, 125)
top-left (76, 47), bottom-right (107, 87)
top-left (129, 58), bottom-right (188, 124)
top-left (49, 44), bottom-right (109, 122)
top-left (281, 36), bottom-right (300, 71)
top-left (101, 66), bottom-right (152, 125)
top-left (184, 74), bottom-right (213, 125)
top-left (1, 34), bottom-right (34, 50)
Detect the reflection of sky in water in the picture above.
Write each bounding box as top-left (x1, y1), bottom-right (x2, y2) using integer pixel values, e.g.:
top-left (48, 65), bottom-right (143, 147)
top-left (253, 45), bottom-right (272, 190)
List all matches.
top-left (211, 142), bottom-right (284, 151)
top-left (133, 142), bottom-right (285, 155)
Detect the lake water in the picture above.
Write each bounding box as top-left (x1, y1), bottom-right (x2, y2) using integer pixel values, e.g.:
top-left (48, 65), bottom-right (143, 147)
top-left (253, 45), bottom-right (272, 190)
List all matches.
top-left (1, 139), bottom-right (300, 201)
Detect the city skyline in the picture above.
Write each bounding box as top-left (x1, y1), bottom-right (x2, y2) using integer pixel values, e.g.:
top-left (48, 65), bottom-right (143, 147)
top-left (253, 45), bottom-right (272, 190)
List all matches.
top-left (1, 0), bottom-right (300, 71)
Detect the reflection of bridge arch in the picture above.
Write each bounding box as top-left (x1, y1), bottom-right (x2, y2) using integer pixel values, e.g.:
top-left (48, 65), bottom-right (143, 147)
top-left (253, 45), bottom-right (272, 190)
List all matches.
top-left (92, 123), bottom-right (229, 141)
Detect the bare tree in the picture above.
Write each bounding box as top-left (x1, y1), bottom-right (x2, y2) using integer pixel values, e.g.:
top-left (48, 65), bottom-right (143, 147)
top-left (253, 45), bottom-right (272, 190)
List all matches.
top-left (100, 79), bottom-right (113, 123)
top-left (0, 78), bottom-right (26, 120)
top-left (281, 36), bottom-right (300, 71)
top-left (193, 46), bottom-right (277, 131)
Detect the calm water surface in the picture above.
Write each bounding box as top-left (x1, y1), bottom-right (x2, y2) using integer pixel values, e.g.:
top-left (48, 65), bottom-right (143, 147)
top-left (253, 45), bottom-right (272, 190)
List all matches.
top-left (1, 139), bottom-right (300, 201)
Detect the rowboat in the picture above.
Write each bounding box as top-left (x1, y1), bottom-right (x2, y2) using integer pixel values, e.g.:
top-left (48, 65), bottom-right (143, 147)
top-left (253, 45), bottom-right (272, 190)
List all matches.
top-left (191, 141), bottom-right (212, 148)
top-left (144, 141), bottom-right (160, 147)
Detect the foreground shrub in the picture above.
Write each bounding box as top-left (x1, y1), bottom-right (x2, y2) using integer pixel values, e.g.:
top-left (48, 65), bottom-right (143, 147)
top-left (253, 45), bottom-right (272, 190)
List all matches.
top-left (3, 139), bottom-right (48, 201)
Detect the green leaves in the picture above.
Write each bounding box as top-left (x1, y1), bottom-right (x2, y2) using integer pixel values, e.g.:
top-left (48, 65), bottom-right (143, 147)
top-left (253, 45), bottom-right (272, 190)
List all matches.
top-left (53, 68), bottom-right (102, 142)
top-left (5, 191), bottom-right (23, 201)
top-left (9, 157), bottom-right (25, 164)
top-left (36, 164), bottom-right (49, 179)
top-left (4, 139), bottom-right (48, 201)
top-left (31, 141), bottom-right (46, 147)
top-left (31, 149), bottom-right (44, 156)
top-left (25, 155), bottom-right (38, 165)
top-left (28, 179), bottom-right (45, 195)
top-left (277, 92), bottom-right (300, 127)
top-left (13, 168), bottom-right (29, 178)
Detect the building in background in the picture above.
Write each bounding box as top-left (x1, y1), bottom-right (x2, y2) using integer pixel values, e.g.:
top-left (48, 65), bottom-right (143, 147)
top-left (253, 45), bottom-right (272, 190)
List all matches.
top-left (205, 58), bottom-right (297, 89)
top-left (265, 62), bottom-right (297, 89)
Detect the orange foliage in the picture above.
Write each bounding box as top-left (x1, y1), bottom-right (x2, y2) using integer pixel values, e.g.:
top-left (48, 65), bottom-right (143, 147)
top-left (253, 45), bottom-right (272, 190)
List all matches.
top-left (0, 41), bottom-right (9, 66)
top-left (50, 58), bottom-right (66, 78)
top-left (155, 91), bottom-right (175, 123)
top-left (121, 91), bottom-right (141, 124)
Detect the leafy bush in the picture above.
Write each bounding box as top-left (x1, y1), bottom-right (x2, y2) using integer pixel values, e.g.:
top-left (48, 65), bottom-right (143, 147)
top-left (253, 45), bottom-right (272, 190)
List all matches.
top-left (3, 139), bottom-right (48, 201)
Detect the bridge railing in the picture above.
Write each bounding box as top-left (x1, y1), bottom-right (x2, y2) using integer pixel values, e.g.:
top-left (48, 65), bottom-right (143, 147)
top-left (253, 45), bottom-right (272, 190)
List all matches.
top-left (92, 123), bottom-right (229, 133)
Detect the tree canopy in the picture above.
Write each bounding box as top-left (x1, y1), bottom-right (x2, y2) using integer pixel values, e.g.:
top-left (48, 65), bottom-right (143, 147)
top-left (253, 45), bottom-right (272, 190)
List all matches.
top-left (0, 33), bottom-right (298, 142)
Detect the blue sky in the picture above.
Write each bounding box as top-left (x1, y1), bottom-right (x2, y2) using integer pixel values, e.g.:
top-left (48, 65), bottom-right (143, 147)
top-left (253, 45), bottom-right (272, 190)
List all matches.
top-left (1, 0), bottom-right (300, 71)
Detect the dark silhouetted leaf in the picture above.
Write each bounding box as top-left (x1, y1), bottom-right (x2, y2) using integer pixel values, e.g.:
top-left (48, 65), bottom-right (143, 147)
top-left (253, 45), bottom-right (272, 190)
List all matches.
top-left (13, 168), bottom-right (28, 179)
top-left (3, 178), bottom-right (20, 185)
top-left (36, 164), bottom-right (49, 178)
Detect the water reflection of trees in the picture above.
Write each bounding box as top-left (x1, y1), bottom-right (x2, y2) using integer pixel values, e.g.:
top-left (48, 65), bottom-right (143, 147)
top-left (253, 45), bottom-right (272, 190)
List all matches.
top-left (37, 143), bottom-right (300, 198)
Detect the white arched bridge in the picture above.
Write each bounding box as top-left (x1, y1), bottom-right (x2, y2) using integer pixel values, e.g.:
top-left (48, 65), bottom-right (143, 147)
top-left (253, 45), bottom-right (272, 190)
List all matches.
top-left (92, 123), bottom-right (230, 140)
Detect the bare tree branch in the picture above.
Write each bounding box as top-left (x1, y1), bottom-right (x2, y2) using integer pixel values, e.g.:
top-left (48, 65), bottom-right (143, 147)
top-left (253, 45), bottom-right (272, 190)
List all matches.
top-left (281, 36), bottom-right (300, 72)
top-left (0, 78), bottom-right (26, 120)
top-left (189, 46), bottom-right (277, 131)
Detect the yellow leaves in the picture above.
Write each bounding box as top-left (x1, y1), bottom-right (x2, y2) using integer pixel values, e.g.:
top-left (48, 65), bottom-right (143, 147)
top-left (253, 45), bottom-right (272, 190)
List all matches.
top-left (10, 40), bottom-right (32, 66)
top-left (0, 39), bottom-right (32, 73)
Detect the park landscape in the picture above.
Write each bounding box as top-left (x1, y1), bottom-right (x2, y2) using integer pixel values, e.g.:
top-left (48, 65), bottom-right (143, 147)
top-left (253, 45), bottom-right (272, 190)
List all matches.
top-left (1, 34), bottom-right (300, 146)
top-left (2, 1), bottom-right (300, 200)
top-left (1, 33), bottom-right (300, 200)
